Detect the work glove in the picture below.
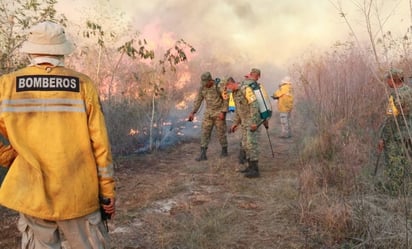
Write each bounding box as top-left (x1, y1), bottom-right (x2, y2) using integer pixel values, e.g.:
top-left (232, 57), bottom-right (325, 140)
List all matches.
top-left (229, 124), bottom-right (238, 133)
top-left (263, 120), bottom-right (269, 129)
top-left (188, 112), bottom-right (195, 122)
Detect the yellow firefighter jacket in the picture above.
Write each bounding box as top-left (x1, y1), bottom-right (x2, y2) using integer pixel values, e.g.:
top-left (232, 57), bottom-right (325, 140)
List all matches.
top-left (273, 82), bottom-right (293, 113)
top-left (0, 65), bottom-right (115, 220)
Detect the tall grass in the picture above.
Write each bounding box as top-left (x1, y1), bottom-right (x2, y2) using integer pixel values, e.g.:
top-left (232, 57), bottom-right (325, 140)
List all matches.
top-left (290, 35), bottom-right (412, 247)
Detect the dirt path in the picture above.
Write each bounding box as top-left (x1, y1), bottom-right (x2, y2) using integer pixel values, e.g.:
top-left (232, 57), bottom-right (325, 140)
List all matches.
top-left (0, 121), bottom-right (305, 249)
top-left (110, 123), bottom-right (304, 249)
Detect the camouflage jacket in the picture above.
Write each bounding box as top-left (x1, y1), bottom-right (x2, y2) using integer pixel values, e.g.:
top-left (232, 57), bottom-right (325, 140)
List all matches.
top-left (380, 84), bottom-right (412, 141)
top-left (237, 79), bottom-right (262, 126)
top-left (232, 87), bottom-right (250, 127)
top-left (192, 83), bottom-right (228, 116)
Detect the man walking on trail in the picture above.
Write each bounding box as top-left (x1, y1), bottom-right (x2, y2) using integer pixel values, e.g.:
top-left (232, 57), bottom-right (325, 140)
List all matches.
top-left (0, 21), bottom-right (115, 248)
top-left (378, 68), bottom-right (412, 194)
top-left (272, 76), bottom-right (294, 138)
top-left (188, 72), bottom-right (229, 161)
top-left (228, 69), bottom-right (269, 178)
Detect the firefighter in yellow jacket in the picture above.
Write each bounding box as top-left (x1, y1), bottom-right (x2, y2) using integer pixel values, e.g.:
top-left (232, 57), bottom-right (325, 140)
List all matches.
top-left (272, 76), bottom-right (294, 138)
top-left (0, 21), bottom-right (115, 248)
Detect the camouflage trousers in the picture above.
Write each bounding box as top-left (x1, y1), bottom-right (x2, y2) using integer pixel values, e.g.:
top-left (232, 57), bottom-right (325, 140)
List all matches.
top-left (240, 124), bottom-right (261, 162)
top-left (240, 124), bottom-right (248, 152)
top-left (200, 113), bottom-right (228, 148)
top-left (280, 112), bottom-right (292, 137)
top-left (382, 138), bottom-right (412, 195)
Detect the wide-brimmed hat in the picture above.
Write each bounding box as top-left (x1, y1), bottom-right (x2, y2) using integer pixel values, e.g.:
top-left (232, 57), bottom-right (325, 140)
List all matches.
top-left (281, 76), bottom-right (291, 84)
top-left (21, 21), bottom-right (75, 55)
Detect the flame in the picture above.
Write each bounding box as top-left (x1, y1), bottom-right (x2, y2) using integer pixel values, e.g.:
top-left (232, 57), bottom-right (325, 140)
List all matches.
top-left (129, 128), bottom-right (139, 136)
top-left (175, 67), bottom-right (192, 90)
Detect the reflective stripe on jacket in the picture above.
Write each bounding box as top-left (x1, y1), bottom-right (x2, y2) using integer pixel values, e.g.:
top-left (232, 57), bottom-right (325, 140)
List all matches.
top-left (0, 65), bottom-right (115, 220)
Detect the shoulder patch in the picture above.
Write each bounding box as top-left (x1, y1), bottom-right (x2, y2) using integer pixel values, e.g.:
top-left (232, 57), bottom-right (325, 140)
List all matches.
top-left (245, 86), bottom-right (256, 104)
top-left (16, 75), bottom-right (80, 92)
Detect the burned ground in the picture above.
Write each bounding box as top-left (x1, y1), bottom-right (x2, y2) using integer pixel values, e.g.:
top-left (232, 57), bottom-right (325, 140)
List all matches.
top-left (0, 118), bottom-right (307, 249)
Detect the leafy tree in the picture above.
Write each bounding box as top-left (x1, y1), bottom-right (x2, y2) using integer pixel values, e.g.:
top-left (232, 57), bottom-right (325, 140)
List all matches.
top-left (81, 20), bottom-right (195, 153)
top-left (0, 0), bottom-right (67, 74)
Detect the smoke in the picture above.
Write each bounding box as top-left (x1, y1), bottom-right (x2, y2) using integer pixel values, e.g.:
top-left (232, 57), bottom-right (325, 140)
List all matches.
top-left (55, 0), bottom-right (412, 153)
top-left (58, 0), bottom-right (355, 82)
top-left (59, 0), bottom-right (412, 78)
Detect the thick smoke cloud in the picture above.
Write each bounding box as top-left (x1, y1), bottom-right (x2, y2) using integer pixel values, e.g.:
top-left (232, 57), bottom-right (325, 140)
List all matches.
top-left (58, 0), bottom-right (411, 92)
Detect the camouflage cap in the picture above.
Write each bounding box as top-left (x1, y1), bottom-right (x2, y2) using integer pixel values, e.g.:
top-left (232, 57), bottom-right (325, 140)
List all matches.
top-left (244, 68), bottom-right (261, 78)
top-left (251, 68), bottom-right (261, 76)
top-left (385, 68), bottom-right (404, 79)
top-left (201, 72), bottom-right (213, 82)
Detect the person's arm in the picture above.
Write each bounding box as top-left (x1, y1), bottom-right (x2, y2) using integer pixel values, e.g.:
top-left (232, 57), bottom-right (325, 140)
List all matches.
top-left (273, 86), bottom-right (285, 99)
top-left (249, 100), bottom-right (261, 131)
top-left (86, 83), bottom-right (116, 215)
top-left (188, 87), bottom-right (204, 121)
top-left (241, 85), bottom-right (261, 131)
top-left (230, 111), bottom-right (242, 133)
top-left (272, 88), bottom-right (280, 100)
top-left (192, 87), bottom-right (204, 114)
top-left (0, 145), bottom-right (17, 167)
top-left (0, 124), bottom-right (17, 167)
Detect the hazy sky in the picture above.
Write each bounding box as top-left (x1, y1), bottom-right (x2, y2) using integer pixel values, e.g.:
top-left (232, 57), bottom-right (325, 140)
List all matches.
top-left (56, 0), bottom-right (410, 84)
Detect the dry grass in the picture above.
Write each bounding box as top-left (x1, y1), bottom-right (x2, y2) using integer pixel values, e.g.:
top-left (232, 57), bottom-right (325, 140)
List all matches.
top-left (100, 126), bottom-right (306, 249)
top-left (288, 39), bottom-right (412, 248)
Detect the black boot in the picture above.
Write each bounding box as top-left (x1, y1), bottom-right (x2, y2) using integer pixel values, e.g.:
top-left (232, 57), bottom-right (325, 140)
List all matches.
top-left (238, 149), bottom-right (246, 164)
top-left (239, 159), bottom-right (250, 173)
top-left (195, 147), bottom-right (207, 161)
top-left (244, 160), bottom-right (260, 178)
top-left (221, 146), bottom-right (228, 157)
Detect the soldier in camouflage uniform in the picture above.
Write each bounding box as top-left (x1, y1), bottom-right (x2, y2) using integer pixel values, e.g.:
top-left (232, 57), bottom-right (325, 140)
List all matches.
top-left (378, 68), bottom-right (412, 194)
top-left (188, 72), bottom-right (229, 161)
top-left (225, 77), bottom-right (248, 165)
top-left (227, 69), bottom-right (269, 178)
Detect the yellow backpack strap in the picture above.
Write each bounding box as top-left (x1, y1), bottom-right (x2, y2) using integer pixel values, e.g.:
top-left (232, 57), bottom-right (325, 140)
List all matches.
top-left (244, 85), bottom-right (257, 104)
top-left (387, 95), bottom-right (399, 116)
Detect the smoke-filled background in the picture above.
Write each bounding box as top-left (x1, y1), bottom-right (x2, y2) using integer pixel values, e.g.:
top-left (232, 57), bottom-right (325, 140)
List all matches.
top-left (52, 0), bottom-right (412, 154)
top-left (32, 2), bottom-right (412, 247)
top-left (0, 2), bottom-right (412, 246)
top-left (57, 0), bottom-right (410, 93)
